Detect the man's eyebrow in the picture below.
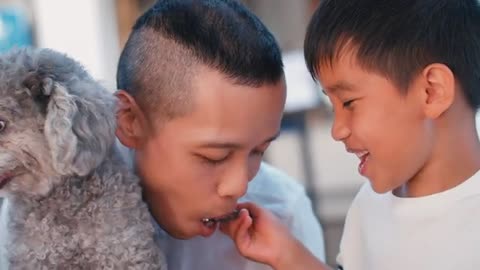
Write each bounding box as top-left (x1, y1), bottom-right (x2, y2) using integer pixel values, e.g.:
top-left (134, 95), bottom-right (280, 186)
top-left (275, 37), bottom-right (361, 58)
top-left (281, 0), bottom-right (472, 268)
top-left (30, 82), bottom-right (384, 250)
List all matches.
top-left (198, 131), bottom-right (281, 149)
top-left (321, 80), bottom-right (354, 95)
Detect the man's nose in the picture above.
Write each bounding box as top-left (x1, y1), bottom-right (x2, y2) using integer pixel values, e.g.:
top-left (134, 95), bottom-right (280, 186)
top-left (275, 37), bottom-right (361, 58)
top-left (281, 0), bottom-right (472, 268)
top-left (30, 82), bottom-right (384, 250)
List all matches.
top-left (217, 163), bottom-right (249, 200)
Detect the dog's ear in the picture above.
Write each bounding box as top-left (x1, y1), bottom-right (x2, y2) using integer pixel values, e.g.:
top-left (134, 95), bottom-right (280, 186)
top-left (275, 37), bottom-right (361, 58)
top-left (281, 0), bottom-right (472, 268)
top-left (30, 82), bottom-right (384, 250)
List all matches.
top-left (22, 71), bottom-right (54, 112)
top-left (23, 72), bottom-right (116, 176)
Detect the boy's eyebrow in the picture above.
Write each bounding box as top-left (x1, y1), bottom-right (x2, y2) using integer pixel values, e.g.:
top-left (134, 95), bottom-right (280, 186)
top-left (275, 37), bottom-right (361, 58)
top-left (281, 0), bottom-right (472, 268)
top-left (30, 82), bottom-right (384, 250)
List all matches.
top-left (198, 131), bottom-right (281, 149)
top-left (322, 80), bottom-right (354, 95)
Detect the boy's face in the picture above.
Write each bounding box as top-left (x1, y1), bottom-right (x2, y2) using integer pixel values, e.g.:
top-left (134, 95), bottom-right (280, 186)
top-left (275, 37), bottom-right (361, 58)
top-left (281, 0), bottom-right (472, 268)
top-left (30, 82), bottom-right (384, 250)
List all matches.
top-left (127, 67), bottom-right (286, 239)
top-left (318, 50), bottom-right (433, 194)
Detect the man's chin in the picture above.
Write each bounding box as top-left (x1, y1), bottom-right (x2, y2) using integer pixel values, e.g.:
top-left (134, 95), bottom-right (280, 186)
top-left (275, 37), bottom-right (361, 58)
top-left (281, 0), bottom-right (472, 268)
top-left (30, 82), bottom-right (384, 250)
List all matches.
top-left (169, 232), bottom-right (194, 240)
top-left (151, 213), bottom-right (198, 239)
top-left (161, 224), bottom-right (198, 240)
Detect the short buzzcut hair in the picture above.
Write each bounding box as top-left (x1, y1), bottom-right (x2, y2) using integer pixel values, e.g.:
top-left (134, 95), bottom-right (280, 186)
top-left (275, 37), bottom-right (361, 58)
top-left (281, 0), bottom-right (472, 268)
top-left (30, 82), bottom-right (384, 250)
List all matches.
top-left (117, 0), bottom-right (284, 120)
top-left (304, 0), bottom-right (480, 109)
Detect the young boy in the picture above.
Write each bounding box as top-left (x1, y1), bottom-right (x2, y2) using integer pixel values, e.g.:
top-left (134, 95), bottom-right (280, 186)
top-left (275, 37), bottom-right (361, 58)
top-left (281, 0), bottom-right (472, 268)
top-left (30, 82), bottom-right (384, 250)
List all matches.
top-left (221, 0), bottom-right (480, 269)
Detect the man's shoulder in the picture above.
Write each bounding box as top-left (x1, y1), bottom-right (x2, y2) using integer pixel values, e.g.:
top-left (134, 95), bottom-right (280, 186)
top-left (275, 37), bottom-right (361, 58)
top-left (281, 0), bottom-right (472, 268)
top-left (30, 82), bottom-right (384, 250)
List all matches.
top-left (114, 139), bottom-right (135, 170)
top-left (247, 162), bottom-right (305, 195)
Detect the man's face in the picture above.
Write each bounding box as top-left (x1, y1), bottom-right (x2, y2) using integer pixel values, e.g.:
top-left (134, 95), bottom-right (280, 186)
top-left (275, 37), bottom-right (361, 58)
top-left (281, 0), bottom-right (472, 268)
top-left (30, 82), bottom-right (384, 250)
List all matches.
top-left (134, 67), bottom-right (286, 239)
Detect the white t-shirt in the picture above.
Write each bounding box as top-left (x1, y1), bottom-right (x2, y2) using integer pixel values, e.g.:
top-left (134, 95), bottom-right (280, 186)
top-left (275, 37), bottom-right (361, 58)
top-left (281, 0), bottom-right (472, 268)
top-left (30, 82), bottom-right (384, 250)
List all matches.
top-left (337, 170), bottom-right (480, 270)
top-left (117, 142), bottom-right (326, 269)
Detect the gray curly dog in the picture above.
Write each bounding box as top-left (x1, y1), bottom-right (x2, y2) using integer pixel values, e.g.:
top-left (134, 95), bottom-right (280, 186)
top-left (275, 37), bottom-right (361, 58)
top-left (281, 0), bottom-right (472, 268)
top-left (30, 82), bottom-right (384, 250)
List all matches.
top-left (0, 47), bottom-right (167, 269)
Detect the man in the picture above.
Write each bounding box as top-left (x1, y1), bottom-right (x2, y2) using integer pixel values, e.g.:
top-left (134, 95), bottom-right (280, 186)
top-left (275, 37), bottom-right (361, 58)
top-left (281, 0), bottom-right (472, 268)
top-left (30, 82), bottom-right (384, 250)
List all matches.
top-left (114, 0), bottom-right (325, 269)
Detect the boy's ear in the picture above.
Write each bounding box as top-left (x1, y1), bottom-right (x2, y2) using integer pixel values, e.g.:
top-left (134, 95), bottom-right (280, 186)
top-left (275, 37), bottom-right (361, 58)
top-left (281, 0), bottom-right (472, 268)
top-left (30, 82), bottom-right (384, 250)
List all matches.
top-left (420, 63), bottom-right (455, 119)
top-left (115, 90), bottom-right (148, 149)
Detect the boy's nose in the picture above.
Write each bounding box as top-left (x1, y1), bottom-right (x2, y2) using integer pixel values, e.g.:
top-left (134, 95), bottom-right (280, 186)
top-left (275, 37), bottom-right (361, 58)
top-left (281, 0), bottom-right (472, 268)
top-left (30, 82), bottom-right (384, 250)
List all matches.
top-left (331, 116), bottom-right (351, 141)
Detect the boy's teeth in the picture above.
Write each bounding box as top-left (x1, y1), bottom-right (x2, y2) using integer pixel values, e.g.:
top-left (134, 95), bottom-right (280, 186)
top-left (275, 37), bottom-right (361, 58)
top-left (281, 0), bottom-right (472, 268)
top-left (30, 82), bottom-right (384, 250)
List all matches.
top-left (355, 151), bottom-right (369, 158)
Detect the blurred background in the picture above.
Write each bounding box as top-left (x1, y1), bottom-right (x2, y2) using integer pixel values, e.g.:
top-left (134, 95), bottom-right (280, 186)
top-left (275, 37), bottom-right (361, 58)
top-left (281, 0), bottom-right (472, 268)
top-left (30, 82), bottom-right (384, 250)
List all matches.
top-left (0, 0), bottom-right (368, 266)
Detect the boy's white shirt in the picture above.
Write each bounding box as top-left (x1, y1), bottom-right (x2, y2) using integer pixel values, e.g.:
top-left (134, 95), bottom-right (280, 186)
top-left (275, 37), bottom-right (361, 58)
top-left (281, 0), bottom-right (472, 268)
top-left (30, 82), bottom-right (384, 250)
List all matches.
top-left (337, 169), bottom-right (480, 270)
top-left (117, 141), bottom-right (326, 270)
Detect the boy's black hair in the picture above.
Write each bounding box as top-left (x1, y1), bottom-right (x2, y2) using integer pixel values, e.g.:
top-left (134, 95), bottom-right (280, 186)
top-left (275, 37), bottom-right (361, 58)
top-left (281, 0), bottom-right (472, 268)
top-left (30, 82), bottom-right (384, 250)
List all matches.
top-left (304, 0), bottom-right (480, 109)
top-left (117, 0), bottom-right (284, 119)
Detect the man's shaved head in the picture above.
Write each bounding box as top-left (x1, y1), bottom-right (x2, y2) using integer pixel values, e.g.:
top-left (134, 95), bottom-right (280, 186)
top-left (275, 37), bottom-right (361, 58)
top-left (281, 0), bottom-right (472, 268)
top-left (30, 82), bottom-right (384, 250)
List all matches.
top-left (117, 0), bottom-right (284, 122)
top-left (118, 30), bottom-right (196, 120)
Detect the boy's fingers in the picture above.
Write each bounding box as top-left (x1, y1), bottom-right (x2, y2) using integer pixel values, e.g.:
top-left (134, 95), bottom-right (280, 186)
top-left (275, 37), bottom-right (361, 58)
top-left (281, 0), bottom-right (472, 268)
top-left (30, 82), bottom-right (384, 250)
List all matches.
top-left (220, 208), bottom-right (249, 236)
top-left (236, 202), bottom-right (262, 219)
top-left (234, 209), bottom-right (253, 251)
top-left (233, 209), bottom-right (251, 237)
top-left (220, 209), bottom-right (252, 252)
top-left (219, 218), bottom-right (241, 237)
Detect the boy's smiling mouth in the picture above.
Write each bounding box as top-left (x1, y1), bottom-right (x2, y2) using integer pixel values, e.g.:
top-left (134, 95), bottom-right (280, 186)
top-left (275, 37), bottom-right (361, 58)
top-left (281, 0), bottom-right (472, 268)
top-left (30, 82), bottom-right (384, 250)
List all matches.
top-left (348, 149), bottom-right (370, 176)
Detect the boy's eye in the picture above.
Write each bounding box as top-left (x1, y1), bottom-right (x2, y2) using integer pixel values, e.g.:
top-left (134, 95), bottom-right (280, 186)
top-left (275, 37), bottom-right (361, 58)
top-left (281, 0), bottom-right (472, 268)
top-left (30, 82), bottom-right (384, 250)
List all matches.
top-left (342, 99), bottom-right (355, 108)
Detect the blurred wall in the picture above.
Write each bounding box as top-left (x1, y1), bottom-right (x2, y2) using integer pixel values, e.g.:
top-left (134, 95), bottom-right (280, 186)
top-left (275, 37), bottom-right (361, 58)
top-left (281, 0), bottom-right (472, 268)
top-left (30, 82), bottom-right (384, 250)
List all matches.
top-left (30, 0), bottom-right (120, 89)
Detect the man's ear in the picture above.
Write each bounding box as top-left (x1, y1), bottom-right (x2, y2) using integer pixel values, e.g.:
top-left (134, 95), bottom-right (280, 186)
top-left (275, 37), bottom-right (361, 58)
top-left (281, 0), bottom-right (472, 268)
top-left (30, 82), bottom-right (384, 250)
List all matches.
top-left (420, 63), bottom-right (455, 119)
top-left (115, 90), bottom-right (148, 149)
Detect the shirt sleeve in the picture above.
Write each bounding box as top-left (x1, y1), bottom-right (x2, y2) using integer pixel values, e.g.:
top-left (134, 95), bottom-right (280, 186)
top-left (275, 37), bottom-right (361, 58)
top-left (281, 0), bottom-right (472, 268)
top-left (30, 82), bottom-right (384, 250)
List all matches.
top-left (286, 189), bottom-right (327, 262)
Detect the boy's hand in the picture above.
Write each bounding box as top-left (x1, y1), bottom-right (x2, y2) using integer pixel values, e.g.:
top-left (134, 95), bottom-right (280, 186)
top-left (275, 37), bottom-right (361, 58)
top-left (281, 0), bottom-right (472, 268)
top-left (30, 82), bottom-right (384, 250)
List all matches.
top-left (219, 202), bottom-right (298, 268)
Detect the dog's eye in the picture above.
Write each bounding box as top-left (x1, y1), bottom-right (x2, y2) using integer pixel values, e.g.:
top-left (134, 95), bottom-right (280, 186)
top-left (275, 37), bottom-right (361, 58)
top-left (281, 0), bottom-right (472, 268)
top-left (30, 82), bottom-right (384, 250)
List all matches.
top-left (0, 120), bottom-right (6, 132)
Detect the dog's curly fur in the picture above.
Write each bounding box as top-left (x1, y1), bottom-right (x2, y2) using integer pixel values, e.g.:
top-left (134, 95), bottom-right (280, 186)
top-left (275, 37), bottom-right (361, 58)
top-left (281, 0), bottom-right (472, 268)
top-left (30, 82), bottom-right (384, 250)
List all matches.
top-left (0, 48), bottom-right (167, 269)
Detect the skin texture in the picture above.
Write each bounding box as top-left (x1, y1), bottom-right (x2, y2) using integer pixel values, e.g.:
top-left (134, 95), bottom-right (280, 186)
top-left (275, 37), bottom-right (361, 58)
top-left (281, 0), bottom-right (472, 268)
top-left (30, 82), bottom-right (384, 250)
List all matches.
top-left (0, 48), bottom-right (166, 269)
top-left (115, 65), bottom-right (286, 239)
